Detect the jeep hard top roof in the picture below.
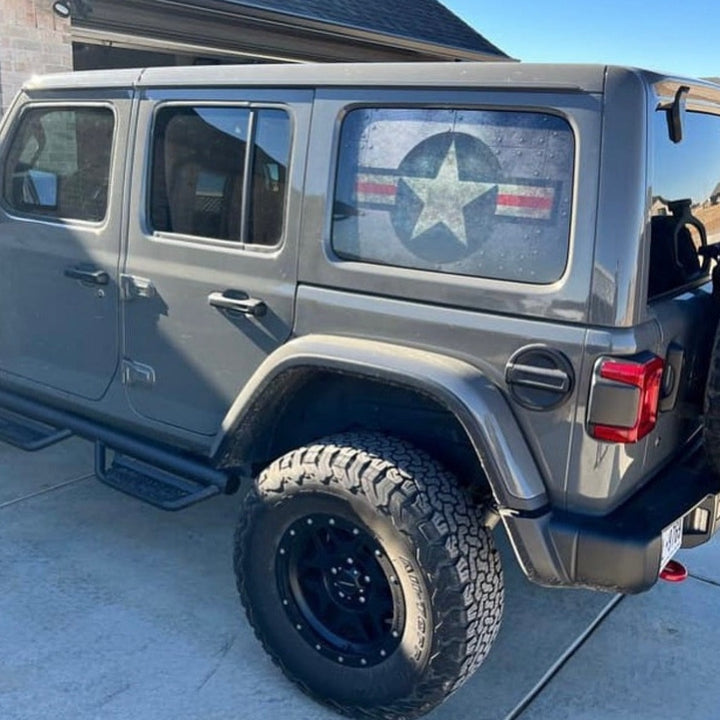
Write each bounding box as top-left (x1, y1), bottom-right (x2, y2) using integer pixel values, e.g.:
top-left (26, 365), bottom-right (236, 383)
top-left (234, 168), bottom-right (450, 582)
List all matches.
top-left (21, 62), bottom-right (720, 112)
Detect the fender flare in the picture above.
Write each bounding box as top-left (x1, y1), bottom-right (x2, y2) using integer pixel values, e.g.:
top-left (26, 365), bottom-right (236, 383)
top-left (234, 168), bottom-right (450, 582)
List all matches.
top-left (212, 334), bottom-right (548, 512)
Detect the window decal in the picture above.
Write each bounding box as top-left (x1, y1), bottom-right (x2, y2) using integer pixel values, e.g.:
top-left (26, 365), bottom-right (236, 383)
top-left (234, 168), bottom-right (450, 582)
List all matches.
top-left (333, 109), bottom-right (574, 283)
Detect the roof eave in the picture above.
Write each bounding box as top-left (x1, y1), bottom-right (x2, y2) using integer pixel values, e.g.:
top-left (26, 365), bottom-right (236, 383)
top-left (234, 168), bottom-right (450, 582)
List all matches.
top-left (159, 0), bottom-right (511, 61)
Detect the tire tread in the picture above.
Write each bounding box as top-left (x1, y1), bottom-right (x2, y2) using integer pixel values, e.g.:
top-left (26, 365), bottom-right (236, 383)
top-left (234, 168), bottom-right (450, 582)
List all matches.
top-left (234, 432), bottom-right (503, 719)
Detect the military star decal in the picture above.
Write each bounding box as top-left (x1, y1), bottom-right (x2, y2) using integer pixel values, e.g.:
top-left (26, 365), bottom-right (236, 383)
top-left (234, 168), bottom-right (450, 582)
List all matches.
top-left (353, 131), bottom-right (557, 262)
top-left (401, 141), bottom-right (496, 246)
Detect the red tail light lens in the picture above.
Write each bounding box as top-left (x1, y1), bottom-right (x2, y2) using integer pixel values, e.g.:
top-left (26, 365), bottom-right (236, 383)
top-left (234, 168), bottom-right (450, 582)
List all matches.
top-left (590, 355), bottom-right (665, 443)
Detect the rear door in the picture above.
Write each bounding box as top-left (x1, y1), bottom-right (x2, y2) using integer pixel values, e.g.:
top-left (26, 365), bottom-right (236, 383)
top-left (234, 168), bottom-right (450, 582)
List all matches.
top-left (122, 88), bottom-right (311, 436)
top-left (0, 92), bottom-right (130, 400)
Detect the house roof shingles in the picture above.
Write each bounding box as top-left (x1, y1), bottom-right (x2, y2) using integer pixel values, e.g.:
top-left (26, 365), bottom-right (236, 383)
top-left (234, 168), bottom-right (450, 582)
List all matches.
top-left (225, 0), bottom-right (508, 58)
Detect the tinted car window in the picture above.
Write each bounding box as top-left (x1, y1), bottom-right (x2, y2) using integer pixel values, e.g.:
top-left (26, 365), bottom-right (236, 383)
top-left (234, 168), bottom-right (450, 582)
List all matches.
top-left (652, 110), bottom-right (720, 243)
top-left (3, 106), bottom-right (114, 222)
top-left (332, 108), bottom-right (574, 283)
top-left (248, 109), bottom-right (291, 246)
top-left (150, 106), bottom-right (290, 245)
top-left (648, 110), bottom-right (720, 297)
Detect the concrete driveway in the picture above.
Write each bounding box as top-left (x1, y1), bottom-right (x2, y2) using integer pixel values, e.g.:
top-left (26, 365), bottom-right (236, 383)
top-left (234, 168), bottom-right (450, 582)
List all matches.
top-left (1, 438), bottom-right (718, 720)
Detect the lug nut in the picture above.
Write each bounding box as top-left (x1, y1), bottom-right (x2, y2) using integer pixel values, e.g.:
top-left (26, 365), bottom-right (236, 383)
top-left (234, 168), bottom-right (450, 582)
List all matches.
top-left (331, 567), bottom-right (338, 575)
top-left (282, 599), bottom-right (289, 606)
top-left (289, 529), bottom-right (295, 536)
top-left (296, 624), bottom-right (302, 630)
top-left (315, 644), bottom-right (321, 651)
top-left (306, 518), bottom-right (313, 525)
top-left (364, 575), bottom-right (371, 583)
top-left (392, 631), bottom-right (399, 638)
top-left (360, 658), bottom-right (367, 666)
top-left (374, 549), bottom-right (381, 557)
top-left (359, 597), bottom-right (366, 604)
top-left (347, 558), bottom-right (354, 565)
top-left (353, 528), bottom-right (360, 535)
top-left (279, 548), bottom-right (286, 555)
top-left (338, 656), bottom-right (344, 663)
top-left (380, 650), bottom-right (387, 657)
top-left (329, 518), bottom-right (335, 525)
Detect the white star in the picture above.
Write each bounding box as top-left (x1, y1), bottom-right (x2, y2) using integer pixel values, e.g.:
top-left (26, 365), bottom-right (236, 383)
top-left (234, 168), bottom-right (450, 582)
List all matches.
top-left (401, 141), bottom-right (496, 245)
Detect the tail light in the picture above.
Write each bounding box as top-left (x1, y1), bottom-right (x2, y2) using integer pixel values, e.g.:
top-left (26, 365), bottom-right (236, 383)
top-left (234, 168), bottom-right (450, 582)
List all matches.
top-left (588, 354), bottom-right (665, 443)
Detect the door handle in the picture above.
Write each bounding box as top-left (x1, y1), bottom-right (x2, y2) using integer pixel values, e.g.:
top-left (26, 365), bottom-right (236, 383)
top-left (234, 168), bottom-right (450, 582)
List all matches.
top-left (64, 266), bottom-right (109, 286)
top-left (208, 291), bottom-right (267, 317)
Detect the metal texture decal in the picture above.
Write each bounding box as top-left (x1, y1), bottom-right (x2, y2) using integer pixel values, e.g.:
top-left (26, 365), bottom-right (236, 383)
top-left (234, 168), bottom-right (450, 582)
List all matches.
top-left (332, 109), bottom-right (574, 283)
top-left (354, 131), bottom-right (557, 262)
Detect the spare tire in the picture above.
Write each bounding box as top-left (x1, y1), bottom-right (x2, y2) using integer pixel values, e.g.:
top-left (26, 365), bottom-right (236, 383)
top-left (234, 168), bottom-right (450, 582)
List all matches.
top-left (704, 322), bottom-right (720, 475)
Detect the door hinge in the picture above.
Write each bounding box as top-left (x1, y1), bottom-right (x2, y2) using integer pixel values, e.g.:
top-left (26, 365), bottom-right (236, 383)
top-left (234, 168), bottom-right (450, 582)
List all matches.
top-left (122, 359), bottom-right (156, 386)
top-left (120, 274), bottom-right (156, 301)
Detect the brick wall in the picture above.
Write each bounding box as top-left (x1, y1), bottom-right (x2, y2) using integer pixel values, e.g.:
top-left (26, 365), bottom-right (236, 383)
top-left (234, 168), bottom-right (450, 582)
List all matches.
top-left (0, 0), bottom-right (73, 114)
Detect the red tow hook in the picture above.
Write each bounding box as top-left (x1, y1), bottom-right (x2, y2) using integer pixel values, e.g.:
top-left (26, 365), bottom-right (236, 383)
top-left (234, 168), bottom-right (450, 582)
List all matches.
top-left (659, 559), bottom-right (688, 583)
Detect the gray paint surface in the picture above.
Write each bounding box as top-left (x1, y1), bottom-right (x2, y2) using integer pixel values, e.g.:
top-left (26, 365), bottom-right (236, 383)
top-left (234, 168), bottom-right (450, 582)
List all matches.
top-left (1, 61), bottom-right (720, 598)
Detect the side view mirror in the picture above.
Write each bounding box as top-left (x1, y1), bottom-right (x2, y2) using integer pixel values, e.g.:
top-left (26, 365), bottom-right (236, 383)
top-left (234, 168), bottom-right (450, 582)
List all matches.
top-left (23, 169), bottom-right (58, 209)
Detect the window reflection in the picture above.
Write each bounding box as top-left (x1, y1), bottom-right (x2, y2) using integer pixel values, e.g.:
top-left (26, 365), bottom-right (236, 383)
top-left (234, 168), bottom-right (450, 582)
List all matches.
top-left (652, 111), bottom-right (720, 245)
top-left (150, 106), bottom-right (290, 245)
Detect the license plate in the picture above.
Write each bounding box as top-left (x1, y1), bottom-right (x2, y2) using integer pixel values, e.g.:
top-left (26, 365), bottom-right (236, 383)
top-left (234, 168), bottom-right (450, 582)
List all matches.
top-left (661, 518), bottom-right (683, 569)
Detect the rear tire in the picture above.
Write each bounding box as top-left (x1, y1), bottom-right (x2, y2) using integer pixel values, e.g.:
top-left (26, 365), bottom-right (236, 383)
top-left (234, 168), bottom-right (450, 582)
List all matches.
top-left (233, 432), bottom-right (503, 719)
top-left (705, 324), bottom-right (720, 475)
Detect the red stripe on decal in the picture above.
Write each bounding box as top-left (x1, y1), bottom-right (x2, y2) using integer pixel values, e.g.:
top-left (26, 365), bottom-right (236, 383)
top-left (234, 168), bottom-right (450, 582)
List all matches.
top-left (356, 182), bottom-right (397, 196)
top-left (497, 194), bottom-right (553, 210)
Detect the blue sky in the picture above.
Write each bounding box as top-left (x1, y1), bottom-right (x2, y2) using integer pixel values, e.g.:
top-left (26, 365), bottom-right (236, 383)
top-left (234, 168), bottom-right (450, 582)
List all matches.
top-left (443, 0), bottom-right (720, 79)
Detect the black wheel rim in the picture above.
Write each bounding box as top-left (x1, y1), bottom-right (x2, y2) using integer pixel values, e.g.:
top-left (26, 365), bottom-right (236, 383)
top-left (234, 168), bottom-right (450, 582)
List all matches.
top-left (275, 513), bottom-right (406, 667)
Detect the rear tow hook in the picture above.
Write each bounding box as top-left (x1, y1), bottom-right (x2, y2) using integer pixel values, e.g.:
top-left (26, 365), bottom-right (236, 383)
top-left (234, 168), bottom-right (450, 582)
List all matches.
top-left (659, 559), bottom-right (688, 583)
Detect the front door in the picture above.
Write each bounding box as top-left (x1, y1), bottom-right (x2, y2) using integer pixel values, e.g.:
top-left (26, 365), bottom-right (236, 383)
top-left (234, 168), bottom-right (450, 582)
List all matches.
top-left (123, 88), bottom-right (312, 436)
top-left (0, 94), bottom-right (130, 400)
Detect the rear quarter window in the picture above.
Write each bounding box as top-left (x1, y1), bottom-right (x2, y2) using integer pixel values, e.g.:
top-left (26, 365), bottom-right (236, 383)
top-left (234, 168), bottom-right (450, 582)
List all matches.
top-left (332, 108), bottom-right (574, 284)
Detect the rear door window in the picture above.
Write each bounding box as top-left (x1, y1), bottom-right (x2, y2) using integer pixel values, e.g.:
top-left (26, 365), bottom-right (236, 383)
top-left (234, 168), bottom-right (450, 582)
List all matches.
top-left (332, 108), bottom-right (574, 284)
top-left (149, 106), bottom-right (291, 245)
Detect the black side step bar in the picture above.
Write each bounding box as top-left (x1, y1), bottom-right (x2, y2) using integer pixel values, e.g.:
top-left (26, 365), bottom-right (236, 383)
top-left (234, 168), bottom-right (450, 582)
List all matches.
top-left (95, 443), bottom-right (220, 511)
top-left (0, 408), bottom-right (71, 451)
top-left (0, 388), bottom-right (236, 502)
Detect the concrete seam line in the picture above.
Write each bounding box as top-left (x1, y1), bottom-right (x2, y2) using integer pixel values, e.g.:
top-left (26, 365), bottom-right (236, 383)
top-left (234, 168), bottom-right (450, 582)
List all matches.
top-left (688, 572), bottom-right (720, 588)
top-left (0, 472), bottom-right (94, 510)
top-left (502, 593), bottom-right (625, 720)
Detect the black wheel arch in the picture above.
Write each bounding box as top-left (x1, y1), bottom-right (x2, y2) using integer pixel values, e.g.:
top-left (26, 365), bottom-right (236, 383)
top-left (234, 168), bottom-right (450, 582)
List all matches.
top-left (220, 368), bottom-right (484, 494)
top-left (212, 335), bottom-right (549, 514)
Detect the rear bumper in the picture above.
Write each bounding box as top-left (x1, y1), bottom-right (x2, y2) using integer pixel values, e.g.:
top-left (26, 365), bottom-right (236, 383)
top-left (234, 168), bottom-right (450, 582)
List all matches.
top-left (503, 440), bottom-right (720, 593)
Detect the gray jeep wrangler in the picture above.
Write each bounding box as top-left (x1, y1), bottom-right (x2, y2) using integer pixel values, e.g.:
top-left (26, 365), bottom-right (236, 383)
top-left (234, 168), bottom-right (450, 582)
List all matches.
top-left (1, 62), bottom-right (720, 719)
